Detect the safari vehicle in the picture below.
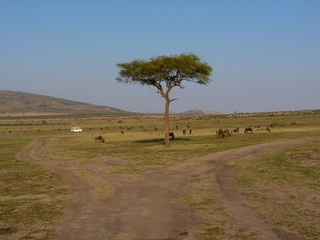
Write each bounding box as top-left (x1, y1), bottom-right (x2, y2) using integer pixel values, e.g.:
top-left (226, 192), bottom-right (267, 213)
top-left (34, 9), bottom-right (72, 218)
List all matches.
top-left (70, 127), bottom-right (83, 133)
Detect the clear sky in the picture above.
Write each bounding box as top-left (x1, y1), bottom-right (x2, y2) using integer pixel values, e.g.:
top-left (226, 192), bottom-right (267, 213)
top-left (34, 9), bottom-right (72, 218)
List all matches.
top-left (1, 0), bottom-right (319, 114)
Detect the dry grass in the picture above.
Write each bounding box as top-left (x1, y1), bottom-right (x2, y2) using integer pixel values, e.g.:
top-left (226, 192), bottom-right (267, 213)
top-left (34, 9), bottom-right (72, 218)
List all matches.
top-left (0, 138), bottom-right (66, 240)
top-left (178, 177), bottom-right (257, 240)
top-left (70, 167), bottom-right (113, 199)
top-left (235, 141), bottom-right (320, 239)
top-left (0, 110), bottom-right (320, 239)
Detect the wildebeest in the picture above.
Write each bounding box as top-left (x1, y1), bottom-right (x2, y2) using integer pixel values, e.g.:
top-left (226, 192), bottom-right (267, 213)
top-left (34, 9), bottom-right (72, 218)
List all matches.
top-left (95, 135), bottom-right (105, 143)
top-left (233, 127), bottom-right (240, 133)
top-left (244, 127), bottom-right (253, 133)
top-left (269, 122), bottom-right (283, 128)
top-left (189, 129), bottom-right (192, 135)
top-left (169, 132), bottom-right (175, 140)
top-left (217, 129), bottom-right (231, 138)
top-left (217, 129), bottom-right (225, 138)
top-left (182, 129), bottom-right (186, 135)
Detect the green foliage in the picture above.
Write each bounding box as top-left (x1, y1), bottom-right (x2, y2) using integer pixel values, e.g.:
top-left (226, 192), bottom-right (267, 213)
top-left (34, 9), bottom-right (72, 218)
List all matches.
top-left (116, 53), bottom-right (213, 88)
top-left (116, 53), bottom-right (213, 147)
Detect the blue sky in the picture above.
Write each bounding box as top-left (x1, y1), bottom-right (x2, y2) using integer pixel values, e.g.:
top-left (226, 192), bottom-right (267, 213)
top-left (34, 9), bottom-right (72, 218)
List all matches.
top-left (1, 0), bottom-right (319, 113)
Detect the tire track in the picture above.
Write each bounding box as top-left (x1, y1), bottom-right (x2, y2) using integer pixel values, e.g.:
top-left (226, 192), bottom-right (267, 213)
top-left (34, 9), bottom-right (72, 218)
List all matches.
top-left (16, 136), bottom-right (320, 240)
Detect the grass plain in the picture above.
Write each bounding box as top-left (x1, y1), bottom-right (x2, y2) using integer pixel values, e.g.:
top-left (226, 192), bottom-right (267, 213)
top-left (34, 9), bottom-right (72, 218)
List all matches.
top-left (0, 138), bottom-right (66, 239)
top-left (0, 110), bottom-right (320, 239)
top-left (235, 141), bottom-right (320, 239)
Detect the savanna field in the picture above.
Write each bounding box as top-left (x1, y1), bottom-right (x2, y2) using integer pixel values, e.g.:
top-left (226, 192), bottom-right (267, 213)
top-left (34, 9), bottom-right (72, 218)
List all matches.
top-left (1, 110), bottom-right (320, 240)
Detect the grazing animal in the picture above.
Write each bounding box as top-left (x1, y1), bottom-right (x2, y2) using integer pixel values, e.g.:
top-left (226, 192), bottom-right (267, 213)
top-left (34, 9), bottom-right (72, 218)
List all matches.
top-left (182, 129), bottom-right (187, 136)
top-left (169, 132), bottom-right (175, 140)
top-left (95, 135), bottom-right (105, 143)
top-left (233, 127), bottom-right (240, 133)
top-left (244, 127), bottom-right (253, 134)
top-left (189, 129), bottom-right (192, 135)
top-left (224, 129), bottom-right (231, 136)
top-left (217, 129), bottom-right (231, 138)
top-left (217, 130), bottom-right (225, 138)
top-left (269, 122), bottom-right (282, 128)
top-left (120, 131), bottom-right (124, 135)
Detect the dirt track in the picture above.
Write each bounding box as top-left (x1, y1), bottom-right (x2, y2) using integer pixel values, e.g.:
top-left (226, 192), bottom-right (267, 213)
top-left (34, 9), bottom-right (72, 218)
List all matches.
top-left (16, 136), bottom-right (320, 240)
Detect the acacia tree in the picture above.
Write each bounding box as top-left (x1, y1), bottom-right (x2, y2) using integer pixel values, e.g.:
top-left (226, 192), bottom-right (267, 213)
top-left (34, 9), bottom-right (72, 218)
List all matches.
top-left (116, 53), bottom-right (212, 147)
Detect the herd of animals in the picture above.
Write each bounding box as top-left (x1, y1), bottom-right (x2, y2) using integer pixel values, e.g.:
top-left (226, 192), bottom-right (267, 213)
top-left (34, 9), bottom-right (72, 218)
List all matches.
top-left (216, 123), bottom-right (278, 138)
top-left (94, 122), bottom-right (286, 143)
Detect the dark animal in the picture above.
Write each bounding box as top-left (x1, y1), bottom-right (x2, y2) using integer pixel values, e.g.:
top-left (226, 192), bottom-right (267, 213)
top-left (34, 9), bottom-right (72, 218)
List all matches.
top-left (224, 129), bottom-right (231, 136)
top-left (217, 129), bottom-right (231, 138)
top-left (95, 135), bottom-right (105, 143)
top-left (169, 132), bottom-right (175, 140)
top-left (244, 127), bottom-right (253, 133)
top-left (217, 129), bottom-right (225, 138)
top-left (233, 127), bottom-right (240, 133)
top-left (182, 129), bottom-right (186, 136)
top-left (189, 129), bottom-right (192, 135)
top-left (269, 122), bottom-right (282, 128)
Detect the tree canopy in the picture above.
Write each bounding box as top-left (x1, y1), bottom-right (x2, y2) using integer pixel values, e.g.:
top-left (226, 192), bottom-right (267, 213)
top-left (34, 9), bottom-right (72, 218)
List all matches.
top-left (116, 53), bottom-right (213, 146)
top-left (116, 53), bottom-right (212, 99)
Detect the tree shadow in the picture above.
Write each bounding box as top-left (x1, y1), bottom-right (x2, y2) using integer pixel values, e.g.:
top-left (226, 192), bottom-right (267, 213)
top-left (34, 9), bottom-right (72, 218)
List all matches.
top-left (135, 138), bottom-right (191, 143)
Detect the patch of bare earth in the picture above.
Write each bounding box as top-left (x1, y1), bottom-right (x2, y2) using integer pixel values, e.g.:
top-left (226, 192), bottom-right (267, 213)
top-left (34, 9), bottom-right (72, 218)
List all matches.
top-left (14, 136), bottom-right (320, 240)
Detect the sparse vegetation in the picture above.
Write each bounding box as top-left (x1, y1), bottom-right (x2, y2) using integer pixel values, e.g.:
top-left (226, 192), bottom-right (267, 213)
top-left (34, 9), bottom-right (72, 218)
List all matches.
top-left (0, 110), bottom-right (319, 239)
top-left (178, 177), bottom-right (257, 240)
top-left (0, 90), bottom-right (126, 115)
top-left (0, 138), bottom-right (66, 240)
top-left (235, 141), bottom-right (320, 239)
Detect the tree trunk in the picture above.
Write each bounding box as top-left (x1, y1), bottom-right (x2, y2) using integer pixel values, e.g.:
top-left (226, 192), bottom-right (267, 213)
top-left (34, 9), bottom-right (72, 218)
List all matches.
top-left (164, 98), bottom-right (170, 147)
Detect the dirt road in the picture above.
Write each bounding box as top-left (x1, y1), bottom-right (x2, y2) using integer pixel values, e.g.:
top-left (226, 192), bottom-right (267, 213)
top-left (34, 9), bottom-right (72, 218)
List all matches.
top-left (16, 136), bottom-right (320, 240)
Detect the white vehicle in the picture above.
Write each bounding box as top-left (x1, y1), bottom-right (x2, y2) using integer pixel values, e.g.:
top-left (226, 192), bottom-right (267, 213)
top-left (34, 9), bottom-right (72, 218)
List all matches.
top-left (70, 127), bottom-right (83, 133)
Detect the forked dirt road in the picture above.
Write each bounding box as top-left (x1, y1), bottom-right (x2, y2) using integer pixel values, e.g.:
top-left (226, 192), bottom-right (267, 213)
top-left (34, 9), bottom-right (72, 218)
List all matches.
top-left (16, 136), bottom-right (320, 240)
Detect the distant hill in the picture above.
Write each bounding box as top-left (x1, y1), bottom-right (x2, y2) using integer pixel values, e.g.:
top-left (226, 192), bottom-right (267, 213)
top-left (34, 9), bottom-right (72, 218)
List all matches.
top-left (180, 109), bottom-right (221, 115)
top-left (0, 90), bottom-right (127, 115)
